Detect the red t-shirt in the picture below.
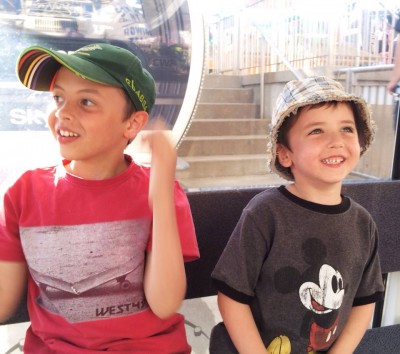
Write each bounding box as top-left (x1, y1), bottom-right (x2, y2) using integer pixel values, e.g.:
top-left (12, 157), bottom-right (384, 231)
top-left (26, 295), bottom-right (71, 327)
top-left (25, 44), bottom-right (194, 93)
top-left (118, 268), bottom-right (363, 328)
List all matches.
top-left (0, 157), bottom-right (199, 353)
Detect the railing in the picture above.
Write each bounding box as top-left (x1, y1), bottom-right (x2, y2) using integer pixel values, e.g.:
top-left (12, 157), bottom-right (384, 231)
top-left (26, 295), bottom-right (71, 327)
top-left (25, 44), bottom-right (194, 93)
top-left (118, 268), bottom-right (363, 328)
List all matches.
top-left (334, 65), bottom-right (397, 179)
top-left (206, 0), bottom-right (399, 181)
top-left (252, 65), bottom-right (396, 179)
top-left (208, 0), bottom-right (398, 75)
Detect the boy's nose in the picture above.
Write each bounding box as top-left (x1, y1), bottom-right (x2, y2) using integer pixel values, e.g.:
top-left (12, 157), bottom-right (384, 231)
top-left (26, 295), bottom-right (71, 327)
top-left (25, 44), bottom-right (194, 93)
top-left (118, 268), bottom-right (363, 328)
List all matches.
top-left (328, 133), bottom-right (344, 148)
top-left (55, 101), bottom-right (73, 120)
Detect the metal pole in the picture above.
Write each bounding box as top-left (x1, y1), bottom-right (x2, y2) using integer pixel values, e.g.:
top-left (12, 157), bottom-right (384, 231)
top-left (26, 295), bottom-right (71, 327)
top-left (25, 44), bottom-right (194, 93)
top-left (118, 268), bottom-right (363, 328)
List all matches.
top-left (391, 88), bottom-right (400, 179)
top-left (234, 12), bottom-right (240, 75)
top-left (260, 35), bottom-right (265, 119)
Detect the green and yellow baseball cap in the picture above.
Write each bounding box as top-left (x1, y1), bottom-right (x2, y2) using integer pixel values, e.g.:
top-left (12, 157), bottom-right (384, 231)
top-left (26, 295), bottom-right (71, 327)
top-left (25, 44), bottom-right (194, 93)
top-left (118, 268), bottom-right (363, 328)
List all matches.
top-left (16, 43), bottom-right (156, 113)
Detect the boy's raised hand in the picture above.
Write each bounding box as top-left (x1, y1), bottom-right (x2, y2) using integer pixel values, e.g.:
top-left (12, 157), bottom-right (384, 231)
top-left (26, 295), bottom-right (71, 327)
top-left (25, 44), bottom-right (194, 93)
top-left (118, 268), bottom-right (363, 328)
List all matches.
top-left (140, 119), bottom-right (186, 318)
top-left (140, 118), bottom-right (177, 208)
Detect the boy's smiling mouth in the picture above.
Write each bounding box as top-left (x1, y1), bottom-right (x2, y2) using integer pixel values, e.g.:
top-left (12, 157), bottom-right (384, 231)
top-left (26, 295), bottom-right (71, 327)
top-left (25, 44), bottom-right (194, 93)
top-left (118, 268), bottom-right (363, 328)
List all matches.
top-left (59, 129), bottom-right (79, 137)
top-left (321, 157), bottom-right (344, 165)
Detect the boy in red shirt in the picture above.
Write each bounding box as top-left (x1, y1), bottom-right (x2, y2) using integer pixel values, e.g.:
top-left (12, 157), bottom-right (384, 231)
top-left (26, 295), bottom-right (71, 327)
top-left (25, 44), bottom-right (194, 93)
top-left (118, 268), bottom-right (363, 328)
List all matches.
top-left (0, 43), bottom-right (199, 353)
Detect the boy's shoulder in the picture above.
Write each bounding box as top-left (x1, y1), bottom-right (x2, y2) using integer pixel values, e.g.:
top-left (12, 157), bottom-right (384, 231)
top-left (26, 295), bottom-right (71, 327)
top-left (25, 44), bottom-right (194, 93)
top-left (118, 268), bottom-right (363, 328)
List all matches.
top-left (343, 193), bottom-right (375, 220)
top-left (1, 165), bottom-right (50, 188)
top-left (0, 165), bottom-right (57, 196)
top-left (16, 165), bottom-right (57, 181)
top-left (244, 186), bottom-right (286, 212)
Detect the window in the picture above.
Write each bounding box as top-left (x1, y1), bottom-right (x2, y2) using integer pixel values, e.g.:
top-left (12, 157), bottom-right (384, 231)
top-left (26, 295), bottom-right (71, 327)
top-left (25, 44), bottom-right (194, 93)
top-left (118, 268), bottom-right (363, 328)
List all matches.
top-left (0, 0), bottom-right (203, 184)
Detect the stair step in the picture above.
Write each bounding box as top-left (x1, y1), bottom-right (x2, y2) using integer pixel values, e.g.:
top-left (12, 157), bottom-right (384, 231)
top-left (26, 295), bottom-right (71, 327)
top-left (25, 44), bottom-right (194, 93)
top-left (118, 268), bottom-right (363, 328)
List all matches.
top-left (184, 118), bottom-right (269, 136)
top-left (177, 74), bottom-right (266, 182)
top-left (195, 103), bottom-right (259, 119)
top-left (199, 87), bottom-right (253, 103)
top-left (175, 154), bottom-right (268, 178)
top-left (178, 135), bottom-right (267, 156)
top-left (203, 75), bottom-right (242, 88)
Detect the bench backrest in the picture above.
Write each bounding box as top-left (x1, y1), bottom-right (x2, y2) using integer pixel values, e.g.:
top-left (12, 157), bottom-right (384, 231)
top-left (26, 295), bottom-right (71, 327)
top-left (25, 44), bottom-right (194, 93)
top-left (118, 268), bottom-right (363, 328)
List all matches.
top-left (3, 180), bottom-right (400, 325)
top-left (185, 180), bottom-right (400, 298)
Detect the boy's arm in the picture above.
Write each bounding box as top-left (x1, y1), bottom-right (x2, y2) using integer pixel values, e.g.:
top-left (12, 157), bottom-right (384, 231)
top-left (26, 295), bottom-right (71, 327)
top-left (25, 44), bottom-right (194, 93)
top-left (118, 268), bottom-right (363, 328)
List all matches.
top-left (218, 292), bottom-right (268, 354)
top-left (142, 124), bottom-right (186, 319)
top-left (388, 34), bottom-right (400, 92)
top-left (0, 261), bottom-right (28, 322)
top-left (327, 303), bottom-right (375, 354)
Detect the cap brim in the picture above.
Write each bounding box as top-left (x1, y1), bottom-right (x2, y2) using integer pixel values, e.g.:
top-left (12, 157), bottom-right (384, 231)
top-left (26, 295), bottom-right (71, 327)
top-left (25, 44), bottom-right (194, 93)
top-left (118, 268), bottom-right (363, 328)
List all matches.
top-left (17, 46), bottom-right (122, 91)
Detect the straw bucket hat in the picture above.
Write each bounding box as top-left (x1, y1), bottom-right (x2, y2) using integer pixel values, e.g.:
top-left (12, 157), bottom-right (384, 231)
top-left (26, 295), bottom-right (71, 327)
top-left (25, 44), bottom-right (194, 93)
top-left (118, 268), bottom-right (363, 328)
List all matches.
top-left (266, 76), bottom-right (376, 180)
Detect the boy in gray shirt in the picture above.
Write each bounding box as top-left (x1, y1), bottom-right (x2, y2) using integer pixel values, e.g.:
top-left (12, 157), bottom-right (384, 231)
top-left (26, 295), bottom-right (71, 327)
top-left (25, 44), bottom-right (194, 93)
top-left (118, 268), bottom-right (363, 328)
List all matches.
top-left (211, 76), bottom-right (384, 354)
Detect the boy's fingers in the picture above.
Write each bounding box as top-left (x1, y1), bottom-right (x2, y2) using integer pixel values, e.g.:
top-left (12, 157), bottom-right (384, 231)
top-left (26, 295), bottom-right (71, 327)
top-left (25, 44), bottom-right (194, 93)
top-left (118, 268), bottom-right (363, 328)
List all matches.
top-left (146, 117), bottom-right (169, 131)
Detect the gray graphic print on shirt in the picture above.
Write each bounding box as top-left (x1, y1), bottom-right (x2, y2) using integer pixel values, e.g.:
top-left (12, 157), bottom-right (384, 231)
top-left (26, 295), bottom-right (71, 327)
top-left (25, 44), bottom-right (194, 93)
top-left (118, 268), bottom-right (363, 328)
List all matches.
top-left (20, 219), bottom-right (150, 323)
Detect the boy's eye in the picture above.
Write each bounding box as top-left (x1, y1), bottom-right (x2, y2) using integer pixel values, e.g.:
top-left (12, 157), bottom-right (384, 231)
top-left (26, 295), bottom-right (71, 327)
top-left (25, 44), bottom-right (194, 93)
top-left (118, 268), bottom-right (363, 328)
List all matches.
top-left (342, 126), bottom-right (354, 133)
top-left (82, 99), bottom-right (95, 107)
top-left (309, 128), bottom-right (322, 135)
top-left (53, 95), bottom-right (62, 104)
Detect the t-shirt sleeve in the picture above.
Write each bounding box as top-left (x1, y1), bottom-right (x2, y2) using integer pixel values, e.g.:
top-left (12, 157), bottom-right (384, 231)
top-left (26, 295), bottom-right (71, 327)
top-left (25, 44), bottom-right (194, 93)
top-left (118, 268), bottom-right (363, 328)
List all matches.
top-left (0, 186), bottom-right (26, 262)
top-left (211, 200), bottom-right (272, 304)
top-left (174, 180), bottom-right (199, 262)
top-left (146, 180), bottom-right (199, 262)
top-left (353, 219), bottom-right (384, 306)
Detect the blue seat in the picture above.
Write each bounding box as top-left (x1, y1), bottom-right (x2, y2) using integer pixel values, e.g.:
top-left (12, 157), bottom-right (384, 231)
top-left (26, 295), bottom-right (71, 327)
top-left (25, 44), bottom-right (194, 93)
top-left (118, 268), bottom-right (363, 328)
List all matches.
top-left (354, 324), bottom-right (400, 354)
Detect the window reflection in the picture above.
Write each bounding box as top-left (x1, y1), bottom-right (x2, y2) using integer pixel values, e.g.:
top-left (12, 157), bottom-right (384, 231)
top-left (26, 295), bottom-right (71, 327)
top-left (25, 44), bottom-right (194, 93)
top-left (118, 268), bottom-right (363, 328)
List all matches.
top-left (0, 0), bottom-right (202, 179)
top-left (0, 0), bottom-right (194, 132)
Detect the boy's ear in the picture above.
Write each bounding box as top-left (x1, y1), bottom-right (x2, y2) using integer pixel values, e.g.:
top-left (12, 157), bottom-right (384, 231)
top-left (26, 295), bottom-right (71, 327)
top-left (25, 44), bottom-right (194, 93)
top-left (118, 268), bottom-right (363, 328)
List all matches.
top-left (124, 111), bottom-right (149, 141)
top-left (276, 143), bottom-right (292, 167)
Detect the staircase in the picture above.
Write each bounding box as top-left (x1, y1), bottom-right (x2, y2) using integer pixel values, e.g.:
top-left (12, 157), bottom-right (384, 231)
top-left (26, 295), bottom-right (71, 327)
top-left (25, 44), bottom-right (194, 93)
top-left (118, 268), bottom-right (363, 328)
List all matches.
top-left (176, 75), bottom-right (284, 189)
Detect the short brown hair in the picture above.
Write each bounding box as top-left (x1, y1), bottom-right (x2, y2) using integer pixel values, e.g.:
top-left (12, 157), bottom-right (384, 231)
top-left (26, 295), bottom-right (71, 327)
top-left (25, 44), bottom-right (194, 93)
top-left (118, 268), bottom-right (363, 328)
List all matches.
top-left (277, 100), bottom-right (363, 151)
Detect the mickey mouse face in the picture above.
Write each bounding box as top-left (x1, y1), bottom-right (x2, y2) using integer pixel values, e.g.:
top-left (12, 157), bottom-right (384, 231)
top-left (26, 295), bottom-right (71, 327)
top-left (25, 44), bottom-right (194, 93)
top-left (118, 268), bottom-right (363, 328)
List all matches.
top-left (299, 264), bottom-right (344, 314)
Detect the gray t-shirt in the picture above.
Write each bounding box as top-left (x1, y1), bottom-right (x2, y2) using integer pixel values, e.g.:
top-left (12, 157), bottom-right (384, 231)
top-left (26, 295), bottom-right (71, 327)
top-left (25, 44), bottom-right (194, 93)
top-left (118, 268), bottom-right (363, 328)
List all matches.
top-left (212, 186), bottom-right (384, 353)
